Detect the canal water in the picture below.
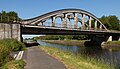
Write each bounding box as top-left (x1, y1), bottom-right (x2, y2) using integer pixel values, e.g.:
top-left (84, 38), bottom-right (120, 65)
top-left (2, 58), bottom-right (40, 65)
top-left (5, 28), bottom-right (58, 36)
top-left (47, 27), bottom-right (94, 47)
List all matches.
top-left (37, 40), bottom-right (120, 69)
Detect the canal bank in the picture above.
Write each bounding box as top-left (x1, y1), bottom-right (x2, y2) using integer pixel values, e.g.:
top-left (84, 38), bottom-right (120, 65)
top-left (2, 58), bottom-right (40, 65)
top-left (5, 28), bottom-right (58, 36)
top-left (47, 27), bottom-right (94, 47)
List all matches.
top-left (42, 40), bottom-right (120, 48)
top-left (37, 40), bottom-right (120, 69)
top-left (42, 40), bottom-right (86, 46)
top-left (40, 46), bottom-right (112, 69)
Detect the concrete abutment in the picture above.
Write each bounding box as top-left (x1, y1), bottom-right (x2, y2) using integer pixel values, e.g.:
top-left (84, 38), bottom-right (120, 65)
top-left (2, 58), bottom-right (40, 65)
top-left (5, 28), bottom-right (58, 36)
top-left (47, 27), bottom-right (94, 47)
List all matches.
top-left (0, 22), bottom-right (22, 41)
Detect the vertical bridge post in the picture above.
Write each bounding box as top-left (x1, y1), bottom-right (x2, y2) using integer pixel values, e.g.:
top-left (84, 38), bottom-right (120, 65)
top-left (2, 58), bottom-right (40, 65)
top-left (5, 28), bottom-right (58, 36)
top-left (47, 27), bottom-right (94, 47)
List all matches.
top-left (89, 16), bottom-right (92, 30)
top-left (74, 13), bottom-right (78, 28)
top-left (95, 20), bottom-right (97, 30)
top-left (82, 14), bottom-right (85, 30)
top-left (52, 17), bottom-right (56, 27)
top-left (62, 14), bottom-right (67, 27)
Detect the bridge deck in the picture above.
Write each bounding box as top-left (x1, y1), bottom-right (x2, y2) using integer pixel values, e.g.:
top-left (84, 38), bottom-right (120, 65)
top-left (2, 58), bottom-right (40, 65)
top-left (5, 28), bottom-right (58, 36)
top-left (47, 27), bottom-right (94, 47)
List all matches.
top-left (22, 25), bottom-right (120, 35)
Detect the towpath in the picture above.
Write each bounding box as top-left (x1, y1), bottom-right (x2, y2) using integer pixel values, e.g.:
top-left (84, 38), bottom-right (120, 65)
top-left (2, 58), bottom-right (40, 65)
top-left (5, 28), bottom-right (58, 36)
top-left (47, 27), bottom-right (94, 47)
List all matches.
top-left (23, 46), bottom-right (66, 69)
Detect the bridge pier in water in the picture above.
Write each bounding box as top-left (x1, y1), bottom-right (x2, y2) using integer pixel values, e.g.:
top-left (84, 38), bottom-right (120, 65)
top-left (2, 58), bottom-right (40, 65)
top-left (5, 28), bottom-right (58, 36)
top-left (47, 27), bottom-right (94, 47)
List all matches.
top-left (84, 35), bottom-right (105, 46)
top-left (106, 36), bottom-right (112, 42)
top-left (106, 35), bottom-right (120, 42)
top-left (85, 35), bottom-right (120, 47)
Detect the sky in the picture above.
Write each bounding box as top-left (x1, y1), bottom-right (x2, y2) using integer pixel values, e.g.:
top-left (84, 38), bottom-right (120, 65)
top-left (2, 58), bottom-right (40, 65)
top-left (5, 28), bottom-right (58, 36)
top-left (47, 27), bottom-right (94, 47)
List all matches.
top-left (0, 0), bottom-right (120, 38)
top-left (0, 0), bottom-right (120, 19)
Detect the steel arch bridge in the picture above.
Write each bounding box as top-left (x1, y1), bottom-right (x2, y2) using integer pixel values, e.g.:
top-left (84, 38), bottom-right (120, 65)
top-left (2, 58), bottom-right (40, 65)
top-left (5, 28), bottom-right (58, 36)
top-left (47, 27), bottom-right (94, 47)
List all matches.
top-left (20, 8), bottom-right (108, 31)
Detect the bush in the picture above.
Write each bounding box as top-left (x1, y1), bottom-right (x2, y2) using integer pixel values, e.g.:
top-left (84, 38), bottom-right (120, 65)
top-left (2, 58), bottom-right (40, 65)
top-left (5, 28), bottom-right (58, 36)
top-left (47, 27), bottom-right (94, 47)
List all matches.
top-left (0, 44), bottom-right (11, 66)
top-left (0, 39), bottom-right (25, 51)
top-left (0, 39), bottom-right (26, 66)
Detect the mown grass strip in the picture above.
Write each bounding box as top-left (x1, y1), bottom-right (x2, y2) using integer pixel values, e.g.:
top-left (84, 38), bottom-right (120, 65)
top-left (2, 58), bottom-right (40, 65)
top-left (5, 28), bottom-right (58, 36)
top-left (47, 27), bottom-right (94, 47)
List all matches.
top-left (40, 46), bottom-right (115, 69)
top-left (107, 41), bottom-right (120, 44)
top-left (0, 59), bottom-right (26, 69)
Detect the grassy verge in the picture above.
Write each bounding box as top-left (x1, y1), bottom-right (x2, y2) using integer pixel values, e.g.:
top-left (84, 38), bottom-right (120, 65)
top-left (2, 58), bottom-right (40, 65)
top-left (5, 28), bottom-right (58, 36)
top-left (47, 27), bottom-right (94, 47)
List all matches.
top-left (106, 41), bottom-right (120, 44)
top-left (0, 60), bottom-right (26, 69)
top-left (40, 46), bottom-right (114, 69)
top-left (0, 39), bottom-right (26, 69)
top-left (102, 41), bottom-right (120, 51)
top-left (42, 40), bottom-right (87, 46)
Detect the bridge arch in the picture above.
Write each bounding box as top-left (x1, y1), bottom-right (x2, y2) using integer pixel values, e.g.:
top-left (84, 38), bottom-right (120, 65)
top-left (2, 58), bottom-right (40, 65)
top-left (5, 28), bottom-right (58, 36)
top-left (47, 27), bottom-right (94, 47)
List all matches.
top-left (21, 8), bottom-right (108, 31)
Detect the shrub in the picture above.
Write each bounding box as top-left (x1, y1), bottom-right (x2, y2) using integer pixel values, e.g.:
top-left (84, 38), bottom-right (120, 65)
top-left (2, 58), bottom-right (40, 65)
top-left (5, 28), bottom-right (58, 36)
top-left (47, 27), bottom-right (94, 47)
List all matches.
top-left (0, 38), bottom-right (26, 66)
top-left (0, 39), bottom-right (25, 51)
top-left (0, 44), bottom-right (11, 66)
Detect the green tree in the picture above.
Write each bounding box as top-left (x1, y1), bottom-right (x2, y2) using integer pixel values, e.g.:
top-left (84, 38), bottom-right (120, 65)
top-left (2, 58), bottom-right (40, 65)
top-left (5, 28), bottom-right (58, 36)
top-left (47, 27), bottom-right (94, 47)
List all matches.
top-left (1, 11), bottom-right (7, 22)
top-left (7, 11), bottom-right (19, 22)
top-left (108, 15), bottom-right (120, 30)
top-left (99, 16), bottom-right (112, 29)
top-left (0, 11), bottom-right (20, 22)
top-left (99, 15), bottom-right (120, 30)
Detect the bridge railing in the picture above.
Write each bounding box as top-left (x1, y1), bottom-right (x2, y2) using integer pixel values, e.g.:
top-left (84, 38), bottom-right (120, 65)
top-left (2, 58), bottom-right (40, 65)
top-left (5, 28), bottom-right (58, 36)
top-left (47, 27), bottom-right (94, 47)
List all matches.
top-left (40, 22), bottom-right (109, 31)
top-left (24, 22), bottom-right (108, 31)
top-left (37, 22), bottom-right (76, 29)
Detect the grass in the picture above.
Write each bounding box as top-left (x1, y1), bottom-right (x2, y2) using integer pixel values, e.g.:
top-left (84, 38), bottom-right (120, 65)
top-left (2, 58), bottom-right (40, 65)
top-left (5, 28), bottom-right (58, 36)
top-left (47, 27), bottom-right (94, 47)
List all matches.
top-left (0, 39), bottom-right (26, 51)
top-left (106, 41), bottom-right (120, 44)
top-left (0, 39), bottom-right (26, 69)
top-left (40, 46), bottom-right (115, 69)
top-left (0, 60), bottom-right (26, 69)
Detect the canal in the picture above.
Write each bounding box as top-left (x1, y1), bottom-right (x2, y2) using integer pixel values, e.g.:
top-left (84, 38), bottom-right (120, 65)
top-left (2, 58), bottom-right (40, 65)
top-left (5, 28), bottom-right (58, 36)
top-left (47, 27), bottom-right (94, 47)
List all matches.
top-left (37, 40), bottom-right (120, 69)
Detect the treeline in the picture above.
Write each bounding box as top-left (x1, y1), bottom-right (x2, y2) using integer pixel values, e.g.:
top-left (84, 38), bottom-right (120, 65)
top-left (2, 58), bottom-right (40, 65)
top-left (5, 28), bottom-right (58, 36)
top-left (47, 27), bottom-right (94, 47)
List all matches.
top-left (99, 15), bottom-right (120, 30)
top-left (0, 11), bottom-right (20, 22)
top-left (34, 35), bottom-right (88, 40)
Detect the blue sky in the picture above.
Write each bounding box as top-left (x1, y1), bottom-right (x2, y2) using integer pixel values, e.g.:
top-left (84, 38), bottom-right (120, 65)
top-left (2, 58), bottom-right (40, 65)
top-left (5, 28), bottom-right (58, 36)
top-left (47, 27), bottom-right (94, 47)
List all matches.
top-left (0, 0), bottom-right (120, 19)
top-left (0, 0), bottom-right (120, 38)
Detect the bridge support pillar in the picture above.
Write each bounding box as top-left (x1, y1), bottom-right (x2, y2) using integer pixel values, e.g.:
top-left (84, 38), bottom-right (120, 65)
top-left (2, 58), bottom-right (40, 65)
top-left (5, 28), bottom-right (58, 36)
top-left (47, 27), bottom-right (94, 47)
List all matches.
top-left (0, 23), bottom-right (21, 41)
top-left (107, 36), bottom-right (112, 42)
top-left (85, 35), bottom-right (105, 46)
top-left (118, 37), bottom-right (120, 41)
